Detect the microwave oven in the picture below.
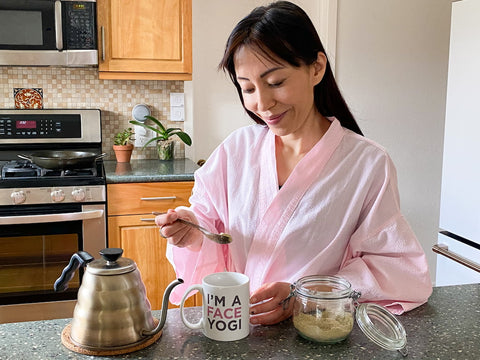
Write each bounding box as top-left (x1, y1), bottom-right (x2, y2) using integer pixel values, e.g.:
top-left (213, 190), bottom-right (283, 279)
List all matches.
top-left (0, 0), bottom-right (97, 67)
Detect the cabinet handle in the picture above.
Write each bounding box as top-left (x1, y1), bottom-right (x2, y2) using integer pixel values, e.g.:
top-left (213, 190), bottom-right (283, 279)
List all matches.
top-left (140, 196), bottom-right (177, 201)
top-left (140, 218), bottom-right (156, 222)
top-left (432, 244), bottom-right (480, 273)
top-left (101, 26), bottom-right (105, 61)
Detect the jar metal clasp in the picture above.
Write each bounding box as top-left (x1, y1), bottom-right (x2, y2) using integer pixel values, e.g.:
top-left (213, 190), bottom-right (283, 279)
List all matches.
top-left (280, 282), bottom-right (296, 310)
top-left (350, 290), bottom-right (362, 307)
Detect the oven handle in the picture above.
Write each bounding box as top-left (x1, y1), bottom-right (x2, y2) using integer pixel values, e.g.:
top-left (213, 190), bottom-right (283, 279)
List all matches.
top-left (0, 209), bottom-right (104, 225)
top-left (432, 244), bottom-right (480, 273)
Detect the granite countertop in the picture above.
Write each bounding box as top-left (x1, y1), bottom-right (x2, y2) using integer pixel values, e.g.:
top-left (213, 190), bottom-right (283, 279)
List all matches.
top-left (104, 158), bottom-right (199, 183)
top-left (0, 284), bottom-right (479, 359)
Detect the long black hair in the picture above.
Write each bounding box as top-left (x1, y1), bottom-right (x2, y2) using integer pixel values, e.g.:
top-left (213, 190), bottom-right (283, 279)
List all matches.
top-left (218, 1), bottom-right (363, 136)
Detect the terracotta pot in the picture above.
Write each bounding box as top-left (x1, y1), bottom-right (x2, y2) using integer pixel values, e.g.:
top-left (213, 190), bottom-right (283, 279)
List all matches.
top-left (157, 140), bottom-right (174, 160)
top-left (113, 144), bottom-right (134, 163)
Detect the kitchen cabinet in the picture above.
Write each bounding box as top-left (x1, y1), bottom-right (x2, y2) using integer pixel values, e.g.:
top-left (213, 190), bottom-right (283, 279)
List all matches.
top-left (107, 181), bottom-right (199, 310)
top-left (97, 0), bottom-right (192, 80)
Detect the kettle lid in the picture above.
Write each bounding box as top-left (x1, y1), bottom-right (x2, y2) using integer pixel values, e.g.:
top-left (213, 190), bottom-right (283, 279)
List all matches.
top-left (86, 248), bottom-right (136, 275)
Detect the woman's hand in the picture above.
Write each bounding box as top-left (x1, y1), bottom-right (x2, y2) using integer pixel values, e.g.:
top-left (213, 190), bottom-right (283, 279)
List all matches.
top-left (155, 209), bottom-right (203, 251)
top-left (249, 282), bottom-right (294, 325)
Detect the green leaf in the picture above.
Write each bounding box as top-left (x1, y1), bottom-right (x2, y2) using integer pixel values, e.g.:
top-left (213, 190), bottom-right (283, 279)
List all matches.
top-left (129, 120), bottom-right (163, 135)
top-left (176, 131), bottom-right (192, 146)
top-left (165, 128), bottom-right (183, 135)
top-left (141, 136), bottom-right (162, 149)
top-left (144, 115), bottom-right (167, 133)
top-left (113, 127), bottom-right (134, 145)
top-left (129, 115), bottom-right (191, 147)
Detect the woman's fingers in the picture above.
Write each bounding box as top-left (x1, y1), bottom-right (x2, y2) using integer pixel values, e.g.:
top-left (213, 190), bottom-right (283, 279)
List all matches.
top-left (249, 282), bottom-right (294, 325)
top-left (155, 209), bottom-right (203, 250)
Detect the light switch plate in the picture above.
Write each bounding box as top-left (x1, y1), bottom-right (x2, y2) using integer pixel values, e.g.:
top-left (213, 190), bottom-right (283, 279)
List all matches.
top-left (170, 93), bottom-right (184, 106)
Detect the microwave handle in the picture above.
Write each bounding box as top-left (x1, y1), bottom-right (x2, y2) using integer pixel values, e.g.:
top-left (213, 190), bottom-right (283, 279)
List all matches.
top-left (55, 0), bottom-right (63, 50)
top-left (0, 209), bottom-right (104, 225)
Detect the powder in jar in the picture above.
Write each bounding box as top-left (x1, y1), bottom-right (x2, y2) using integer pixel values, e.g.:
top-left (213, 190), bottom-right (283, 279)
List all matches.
top-left (293, 310), bottom-right (354, 343)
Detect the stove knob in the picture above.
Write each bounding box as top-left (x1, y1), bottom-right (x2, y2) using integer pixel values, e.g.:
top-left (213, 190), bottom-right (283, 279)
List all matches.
top-left (51, 189), bottom-right (65, 202)
top-left (72, 188), bottom-right (86, 202)
top-left (11, 190), bottom-right (26, 205)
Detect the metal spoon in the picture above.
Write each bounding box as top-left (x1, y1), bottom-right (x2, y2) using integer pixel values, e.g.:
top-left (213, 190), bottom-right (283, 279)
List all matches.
top-left (151, 212), bottom-right (232, 245)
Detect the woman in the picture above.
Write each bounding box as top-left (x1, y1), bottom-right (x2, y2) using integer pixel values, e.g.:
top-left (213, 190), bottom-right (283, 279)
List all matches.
top-left (156, 1), bottom-right (432, 325)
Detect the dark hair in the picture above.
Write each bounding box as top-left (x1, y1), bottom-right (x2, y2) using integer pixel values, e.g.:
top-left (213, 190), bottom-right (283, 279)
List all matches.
top-left (218, 1), bottom-right (363, 135)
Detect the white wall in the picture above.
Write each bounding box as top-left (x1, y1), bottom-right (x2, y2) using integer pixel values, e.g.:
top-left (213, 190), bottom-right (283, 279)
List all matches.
top-left (187, 0), bottom-right (454, 284)
top-left (185, 0), bottom-right (327, 162)
top-left (335, 0), bottom-right (453, 283)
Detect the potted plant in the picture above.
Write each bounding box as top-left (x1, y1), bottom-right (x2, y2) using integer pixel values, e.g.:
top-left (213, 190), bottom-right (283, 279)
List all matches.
top-left (113, 127), bottom-right (135, 163)
top-left (130, 115), bottom-right (191, 160)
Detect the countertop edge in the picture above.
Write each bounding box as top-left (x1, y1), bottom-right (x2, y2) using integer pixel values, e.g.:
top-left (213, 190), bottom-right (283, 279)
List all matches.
top-left (104, 158), bottom-right (199, 184)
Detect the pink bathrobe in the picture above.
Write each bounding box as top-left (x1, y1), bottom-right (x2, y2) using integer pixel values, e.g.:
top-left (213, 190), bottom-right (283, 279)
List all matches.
top-left (167, 119), bottom-right (432, 314)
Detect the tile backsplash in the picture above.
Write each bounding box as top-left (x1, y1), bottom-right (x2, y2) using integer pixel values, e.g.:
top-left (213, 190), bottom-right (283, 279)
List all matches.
top-left (0, 66), bottom-right (185, 160)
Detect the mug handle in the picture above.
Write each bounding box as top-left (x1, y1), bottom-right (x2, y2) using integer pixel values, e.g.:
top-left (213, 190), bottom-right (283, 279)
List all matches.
top-left (180, 284), bottom-right (204, 329)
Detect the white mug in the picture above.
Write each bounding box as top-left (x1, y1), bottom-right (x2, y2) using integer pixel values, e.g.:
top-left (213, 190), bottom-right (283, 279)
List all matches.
top-left (180, 272), bottom-right (250, 341)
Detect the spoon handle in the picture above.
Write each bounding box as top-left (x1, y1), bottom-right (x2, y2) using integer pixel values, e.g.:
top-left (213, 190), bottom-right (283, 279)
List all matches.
top-left (176, 218), bottom-right (213, 235)
top-left (151, 212), bottom-right (213, 236)
top-left (151, 212), bottom-right (232, 244)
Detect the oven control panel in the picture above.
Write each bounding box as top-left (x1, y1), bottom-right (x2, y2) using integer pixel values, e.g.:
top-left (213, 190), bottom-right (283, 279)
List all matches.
top-left (0, 114), bottom-right (82, 139)
top-left (0, 185), bottom-right (105, 206)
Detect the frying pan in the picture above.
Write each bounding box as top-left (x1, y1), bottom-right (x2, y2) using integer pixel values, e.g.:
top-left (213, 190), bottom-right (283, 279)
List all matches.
top-left (18, 151), bottom-right (106, 170)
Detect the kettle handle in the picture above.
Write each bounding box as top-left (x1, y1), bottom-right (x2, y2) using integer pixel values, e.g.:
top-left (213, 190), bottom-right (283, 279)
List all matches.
top-left (54, 251), bottom-right (94, 292)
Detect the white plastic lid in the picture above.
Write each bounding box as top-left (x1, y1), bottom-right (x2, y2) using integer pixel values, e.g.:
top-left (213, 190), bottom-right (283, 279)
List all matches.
top-left (132, 104), bottom-right (151, 122)
top-left (355, 303), bottom-right (408, 356)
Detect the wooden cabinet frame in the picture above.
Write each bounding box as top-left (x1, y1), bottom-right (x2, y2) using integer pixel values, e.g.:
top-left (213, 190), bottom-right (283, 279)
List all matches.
top-left (97, 0), bottom-right (192, 80)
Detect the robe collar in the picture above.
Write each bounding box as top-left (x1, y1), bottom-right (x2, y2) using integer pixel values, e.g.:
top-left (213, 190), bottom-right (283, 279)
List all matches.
top-left (245, 118), bottom-right (345, 289)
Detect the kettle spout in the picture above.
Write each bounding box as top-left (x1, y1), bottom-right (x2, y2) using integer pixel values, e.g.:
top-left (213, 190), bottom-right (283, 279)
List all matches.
top-left (142, 278), bottom-right (184, 336)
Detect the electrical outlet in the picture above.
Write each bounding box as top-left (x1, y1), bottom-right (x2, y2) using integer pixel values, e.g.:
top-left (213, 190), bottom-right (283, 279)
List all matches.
top-left (134, 125), bottom-right (156, 147)
top-left (170, 106), bottom-right (184, 121)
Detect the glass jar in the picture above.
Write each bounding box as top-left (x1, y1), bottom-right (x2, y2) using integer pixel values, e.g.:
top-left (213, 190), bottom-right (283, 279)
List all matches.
top-left (291, 275), bottom-right (408, 356)
top-left (292, 275), bottom-right (359, 344)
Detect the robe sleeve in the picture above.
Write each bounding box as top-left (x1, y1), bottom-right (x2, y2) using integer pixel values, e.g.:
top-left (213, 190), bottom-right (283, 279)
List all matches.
top-left (166, 143), bottom-right (232, 304)
top-left (336, 154), bottom-right (432, 314)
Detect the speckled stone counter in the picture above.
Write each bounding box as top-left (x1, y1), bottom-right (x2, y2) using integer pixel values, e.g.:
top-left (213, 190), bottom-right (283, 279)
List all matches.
top-left (104, 158), bottom-right (199, 183)
top-left (1, 284), bottom-right (479, 359)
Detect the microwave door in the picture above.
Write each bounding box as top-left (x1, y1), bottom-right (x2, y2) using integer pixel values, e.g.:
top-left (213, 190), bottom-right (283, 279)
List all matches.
top-left (0, 1), bottom-right (98, 67)
top-left (0, 1), bottom-right (57, 51)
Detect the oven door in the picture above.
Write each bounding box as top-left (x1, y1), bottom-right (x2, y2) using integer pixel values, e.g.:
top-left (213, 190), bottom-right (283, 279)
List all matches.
top-left (0, 203), bottom-right (105, 321)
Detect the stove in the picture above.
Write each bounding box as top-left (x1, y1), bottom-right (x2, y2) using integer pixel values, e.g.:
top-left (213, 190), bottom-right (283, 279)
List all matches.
top-left (0, 109), bottom-right (105, 203)
top-left (0, 109), bottom-right (107, 322)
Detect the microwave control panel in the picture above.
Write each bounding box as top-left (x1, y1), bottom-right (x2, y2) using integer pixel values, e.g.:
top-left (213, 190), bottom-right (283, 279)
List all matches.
top-left (63, 1), bottom-right (97, 49)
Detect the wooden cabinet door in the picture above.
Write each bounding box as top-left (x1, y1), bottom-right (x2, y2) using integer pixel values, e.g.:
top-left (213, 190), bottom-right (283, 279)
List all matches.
top-left (108, 214), bottom-right (198, 310)
top-left (97, 0), bottom-right (192, 80)
top-left (107, 182), bottom-right (194, 216)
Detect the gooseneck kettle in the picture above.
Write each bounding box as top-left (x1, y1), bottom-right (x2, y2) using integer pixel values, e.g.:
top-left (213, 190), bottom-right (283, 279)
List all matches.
top-left (54, 248), bottom-right (183, 354)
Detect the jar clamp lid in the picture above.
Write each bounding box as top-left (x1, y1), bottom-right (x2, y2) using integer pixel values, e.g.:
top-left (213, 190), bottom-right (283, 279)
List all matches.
top-left (292, 275), bottom-right (408, 356)
top-left (355, 303), bottom-right (408, 356)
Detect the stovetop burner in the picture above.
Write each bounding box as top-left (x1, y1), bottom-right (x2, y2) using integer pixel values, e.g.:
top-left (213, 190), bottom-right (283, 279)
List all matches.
top-left (1, 160), bottom-right (41, 178)
top-left (1, 160), bottom-right (98, 179)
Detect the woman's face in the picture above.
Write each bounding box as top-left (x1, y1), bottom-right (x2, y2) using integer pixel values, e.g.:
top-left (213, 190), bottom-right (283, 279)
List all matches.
top-left (234, 46), bottom-right (326, 137)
